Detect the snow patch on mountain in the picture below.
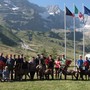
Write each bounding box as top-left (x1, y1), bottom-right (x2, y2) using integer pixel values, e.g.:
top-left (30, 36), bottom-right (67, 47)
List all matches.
top-left (39, 5), bottom-right (61, 20)
top-left (47, 5), bottom-right (60, 15)
top-left (12, 6), bottom-right (19, 11)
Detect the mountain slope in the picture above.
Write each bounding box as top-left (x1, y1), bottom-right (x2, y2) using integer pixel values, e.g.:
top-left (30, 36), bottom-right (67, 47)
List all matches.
top-left (16, 30), bottom-right (87, 57)
top-left (0, 25), bottom-right (21, 46)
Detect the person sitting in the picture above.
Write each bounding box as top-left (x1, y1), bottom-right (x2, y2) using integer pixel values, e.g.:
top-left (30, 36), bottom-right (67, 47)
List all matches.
top-left (1, 66), bottom-right (10, 82)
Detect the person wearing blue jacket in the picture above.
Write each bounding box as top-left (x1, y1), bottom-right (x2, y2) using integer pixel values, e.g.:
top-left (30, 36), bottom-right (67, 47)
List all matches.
top-left (77, 55), bottom-right (84, 80)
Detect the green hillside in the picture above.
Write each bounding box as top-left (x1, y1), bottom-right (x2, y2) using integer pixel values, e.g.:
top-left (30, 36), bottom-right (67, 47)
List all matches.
top-left (0, 26), bottom-right (90, 60)
top-left (0, 25), bottom-right (21, 46)
top-left (16, 30), bottom-right (86, 60)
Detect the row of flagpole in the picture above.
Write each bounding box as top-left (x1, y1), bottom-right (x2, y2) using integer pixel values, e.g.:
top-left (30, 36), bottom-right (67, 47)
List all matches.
top-left (64, 4), bottom-right (67, 59)
top-left (73, 4), bottom-right (76, 68)
top-left (64, 4), bottom-right (90, 67)
top-left (82, 4), bottom-right (85, 61)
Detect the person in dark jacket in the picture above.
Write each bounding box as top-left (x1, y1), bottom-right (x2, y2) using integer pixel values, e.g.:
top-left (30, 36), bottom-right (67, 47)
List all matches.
top-left (35, 54), bottom-right (40, 79)
top-left (29, 57), bottom-right (36, 80)
top-left (22, 57), bottom-right (28, 80)
top-left (0, 53), bottom-right (5, 62)
top-left (47, 55), bottom-right (54, 79)
top-left (6, 54), bottom-right (15, 80)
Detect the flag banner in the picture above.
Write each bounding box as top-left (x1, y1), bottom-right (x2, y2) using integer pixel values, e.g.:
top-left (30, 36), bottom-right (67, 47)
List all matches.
top-left (66, 7), bottom-right (73, 16)
top-left (79, 12), bottom-right (84, 18)
top-left (74, 5), bottom-right (78, 14)
top-left (84, 6), bottom-right (90, 16)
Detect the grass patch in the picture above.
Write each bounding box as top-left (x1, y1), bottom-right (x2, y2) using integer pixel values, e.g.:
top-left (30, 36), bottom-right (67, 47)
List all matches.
top-left (0, 80), bottom-right (90, 90)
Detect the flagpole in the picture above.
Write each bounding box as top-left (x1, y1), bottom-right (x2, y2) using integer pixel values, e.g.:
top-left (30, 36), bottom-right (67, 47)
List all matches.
top-left (64, 4), bottom-right (66, 58)
top-left (82, 4), bottom-right (85, 60)
top-left (73, 4), bottom-right (76, 69)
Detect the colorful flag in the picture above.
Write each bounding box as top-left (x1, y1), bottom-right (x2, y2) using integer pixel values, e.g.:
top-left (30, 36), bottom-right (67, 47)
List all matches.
top-left (74, 5), bottom-right (78, 14)
top-left (79, 12), bottom-right (84, 18)
top-left (74, 5), bottom-right (83, 19)
top-left (84, 6), bottom-right (90, 16)
top-left (66, 7), bottom-right (73, 16)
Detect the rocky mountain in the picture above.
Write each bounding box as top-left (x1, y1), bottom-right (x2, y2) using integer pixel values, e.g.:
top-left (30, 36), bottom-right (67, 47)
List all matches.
top-left (0, 0), bottom-right (81, 31)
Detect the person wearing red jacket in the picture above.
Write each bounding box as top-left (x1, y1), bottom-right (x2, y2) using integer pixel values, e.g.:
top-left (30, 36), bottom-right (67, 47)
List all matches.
top-left (83, 57), bottom-right (90, 71)
top-left (55, 56), bottom-right (61, 79)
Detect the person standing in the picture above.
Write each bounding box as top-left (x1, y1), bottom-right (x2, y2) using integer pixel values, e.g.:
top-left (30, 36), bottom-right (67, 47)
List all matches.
top-left (6, 54), bottom-right (15, 80)
top-left (83, 57), bottom-right (90, 71)
top-left (35, 54), bottom-right (40, 79)
top-left (0, 53), bottom-right (6, 80)
top-left (22, 57), bottom-right (28, 80)
top-left (55, 56), bottom-right (61, 79)
top-left (77, 55), bottom-right (84, 80)
top-left (0, 53), bottom-right (4, 62)
top-left (47, 55), bottom-right (54, 79)
top-left (39, 54), bottom-right (46, 79)
top-left (13, 54), bottom-right (17, 80)
top-left (61, 54), bottom-right (66, 65)
top-left (28, 57), bottom-right (36, 80)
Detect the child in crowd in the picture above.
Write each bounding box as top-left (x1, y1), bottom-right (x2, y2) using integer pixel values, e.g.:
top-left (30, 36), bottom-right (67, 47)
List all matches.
top-left (1, 66), bottom-right (10, 82)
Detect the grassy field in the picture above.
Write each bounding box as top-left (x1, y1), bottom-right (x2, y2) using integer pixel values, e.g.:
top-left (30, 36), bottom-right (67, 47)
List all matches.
top-left (0, 80), bottom-right (90, 90)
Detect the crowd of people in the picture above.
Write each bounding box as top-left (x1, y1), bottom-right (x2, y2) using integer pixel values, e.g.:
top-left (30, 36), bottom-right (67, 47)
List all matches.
top-left (0, 52), bottom-right (90, 82)
top-left (77, 55), bottom-right (90, 80)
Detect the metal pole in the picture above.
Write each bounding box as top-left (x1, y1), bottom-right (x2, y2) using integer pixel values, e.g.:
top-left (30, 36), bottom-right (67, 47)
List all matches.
top-left (73, 4), bottom-right (76, 69)
top-left (64, 4), bottom-right (67, 58)
top-left (82, 4), bottom-right (85, 60)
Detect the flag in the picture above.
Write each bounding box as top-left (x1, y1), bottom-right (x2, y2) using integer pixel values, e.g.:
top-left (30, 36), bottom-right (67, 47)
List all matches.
top-left (84, 6), bottom-right (90, 16)
top-left (79, 12), bottom-right (84, 18)
top-left (74, 5), bottom-right (83, 19)
top-left (66, 7), bottom-right (73, 16)
top-left (74, 5), bottom-right (78, 14)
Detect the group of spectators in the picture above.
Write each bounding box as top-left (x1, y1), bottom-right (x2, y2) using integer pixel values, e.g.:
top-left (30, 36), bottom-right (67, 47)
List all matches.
top-left (77, 55), bottom-right (90, 80)
top-left (0, 53), bottom-right (67, 81)
top-left (0, 52), bottom-right (90, 81)
top-left (0, 53), bottom-right (27, 81)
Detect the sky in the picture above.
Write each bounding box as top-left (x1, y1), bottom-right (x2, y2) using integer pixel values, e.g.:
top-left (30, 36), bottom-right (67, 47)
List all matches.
top-left (29, 0), bottom-right (90, 13)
